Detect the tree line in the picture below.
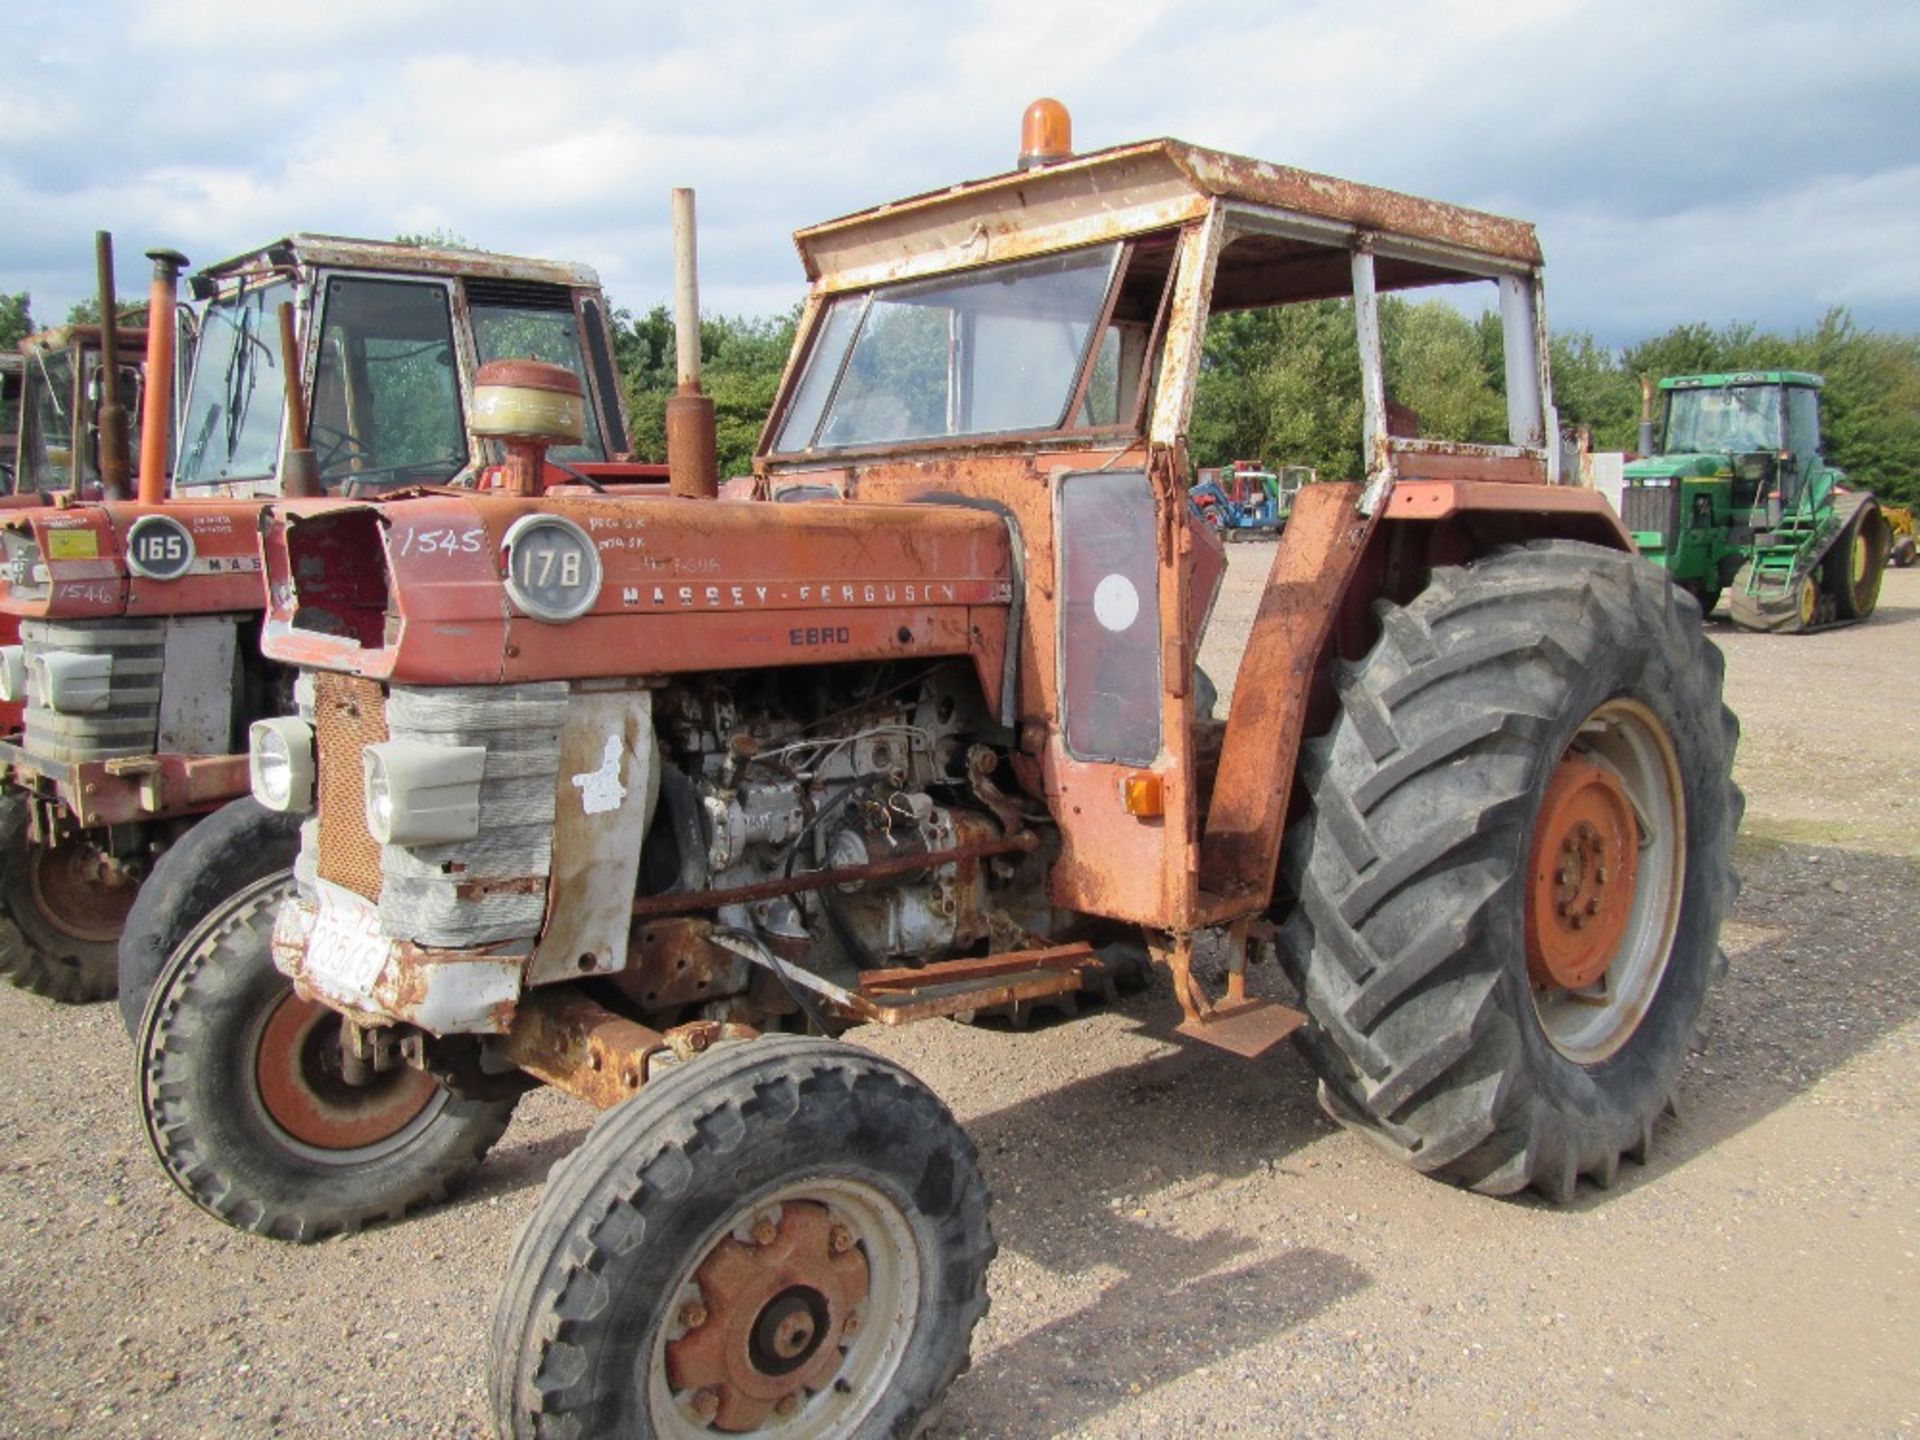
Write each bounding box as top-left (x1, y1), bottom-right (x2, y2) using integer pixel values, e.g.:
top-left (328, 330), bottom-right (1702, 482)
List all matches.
top-left (6, 284), bottom-right (1914, 506)
top-left (607, 298), bottom-right (1919, 506)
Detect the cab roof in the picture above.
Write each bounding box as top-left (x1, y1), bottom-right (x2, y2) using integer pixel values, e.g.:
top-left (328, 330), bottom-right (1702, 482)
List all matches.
top-left (195, 234), bottom-right (600, 292)
top-left (1660, 371), bottom-right (1824, 391)
top-left (794, 137), bottom-right (1543, 297)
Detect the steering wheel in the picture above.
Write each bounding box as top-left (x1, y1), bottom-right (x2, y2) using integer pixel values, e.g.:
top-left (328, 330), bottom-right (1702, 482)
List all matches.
top-left (309, 421), bottom-right (371, 472)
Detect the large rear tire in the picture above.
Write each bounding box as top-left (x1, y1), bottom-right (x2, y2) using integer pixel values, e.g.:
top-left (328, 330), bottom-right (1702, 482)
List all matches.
top-left (1278, 541), bottom-right (1741, 1201)
top-left (138, 874), bottom-right (517, 1242)
top-left (0, 796), bottom-right (137, 1003)
top-left (491, 1034), bottom-right (994, 1439)
top-left (117, 797), bottom-right (303, 1036)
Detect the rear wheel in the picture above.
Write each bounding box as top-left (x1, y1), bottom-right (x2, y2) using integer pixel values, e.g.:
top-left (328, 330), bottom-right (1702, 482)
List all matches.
top-left (491, 1034), bottom-right (994, 1438)
top-left (0, 796), bottom-right (138, 1003)
top-left (138, 874), bottom-right (517, 1242)
top-left (1278, 541), bottom-right (1741, 1201)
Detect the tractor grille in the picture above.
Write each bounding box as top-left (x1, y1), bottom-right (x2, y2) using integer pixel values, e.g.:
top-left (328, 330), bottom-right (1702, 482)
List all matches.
top-left (312, 672), bottom-right (388, 901)
top-left (1621, 483), bottom-right (1681, 550)
top-left (20, 618), bottom-right (165, 763)
top-left (379, 682), bottom-right (567, 948)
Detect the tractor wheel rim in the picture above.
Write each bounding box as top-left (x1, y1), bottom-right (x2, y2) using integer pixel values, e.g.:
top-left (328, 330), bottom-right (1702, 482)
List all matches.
top-left (250, 991), bottom-right (442, 1157)
top-left (652, 1181), bottom-right (919, 1437)
top-left (1798, 577), bottom-right (1818, 627)
top-left (28, 843), bottom-right (137, 943)
top-left (1852, 532), bottom-right (1869, 586)
top-left (1525, 698), bottom-right (1686, 1064)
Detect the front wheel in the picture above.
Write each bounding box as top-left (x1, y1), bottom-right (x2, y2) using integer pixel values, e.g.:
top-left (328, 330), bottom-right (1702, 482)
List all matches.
top-left (117, 796), bottom-right (303, 1036)
top-left (138, 874), bottom-right (517, 1242)
top-left (491, 1034), bottom-right (994, 1438)
top-left (1278, 541), bottom-right (1741, 1201)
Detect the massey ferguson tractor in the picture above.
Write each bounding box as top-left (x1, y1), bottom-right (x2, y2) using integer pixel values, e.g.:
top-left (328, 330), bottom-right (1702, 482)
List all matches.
top-left (0, 234), bottom-right (658, 1007)
top-left (136, 106), bottom-right (1739, 1439)
top-left (1622, 370), bottom-right (1892, 631)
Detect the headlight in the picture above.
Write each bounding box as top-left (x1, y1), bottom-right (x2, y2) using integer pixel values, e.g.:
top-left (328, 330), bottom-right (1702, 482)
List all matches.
top-left (249, 717), bottom-right (315, 813)
top-left (362, 739), bottom-right (486, 847)
top-left (0, 647), bottom-right (24, 704)
top-left (29, 651), bottom-right (112, 714)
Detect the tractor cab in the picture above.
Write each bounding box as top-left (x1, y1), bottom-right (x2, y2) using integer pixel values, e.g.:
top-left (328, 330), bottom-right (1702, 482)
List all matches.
top-left (177, 234), bottom-right (640, 497)
top-left (9, 325), bottom-right (150, 500)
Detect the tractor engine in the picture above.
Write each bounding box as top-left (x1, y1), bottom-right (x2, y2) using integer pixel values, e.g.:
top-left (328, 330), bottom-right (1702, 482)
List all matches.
top-left (651, 663), bottom-right (1048, 998)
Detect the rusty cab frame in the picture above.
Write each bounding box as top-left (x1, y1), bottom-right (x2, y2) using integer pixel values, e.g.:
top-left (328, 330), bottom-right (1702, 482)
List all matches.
top-left (743, 133), bottom-right (1630, 1051)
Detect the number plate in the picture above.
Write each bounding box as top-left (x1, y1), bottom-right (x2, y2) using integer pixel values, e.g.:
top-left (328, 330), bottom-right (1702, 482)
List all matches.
top-left (305, 885), bottom-right (391, 997)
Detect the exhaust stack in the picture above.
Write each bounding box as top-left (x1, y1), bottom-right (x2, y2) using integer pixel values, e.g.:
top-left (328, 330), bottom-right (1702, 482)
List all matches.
top-left (1637, 375), bottom-right (1656, 458)
top-left (137, 249), bottom-right (188, 505)
top-left (94, 232), bottom-right (131, 500)
top-left (276, 301), bottom-right (322, 497)
top-left (664, 187), bottom-right (719, 500)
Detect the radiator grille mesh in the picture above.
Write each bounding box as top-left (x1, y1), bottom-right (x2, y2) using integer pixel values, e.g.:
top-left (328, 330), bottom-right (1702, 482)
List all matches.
top-left (313, 672), bottom-right (387, 900)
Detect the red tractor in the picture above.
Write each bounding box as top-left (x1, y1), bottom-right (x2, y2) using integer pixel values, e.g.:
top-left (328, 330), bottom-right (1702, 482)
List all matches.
top-left (0, 234), bottom-right (662, 1008)
top-left (139, 108), bottom-right (1738, 1438)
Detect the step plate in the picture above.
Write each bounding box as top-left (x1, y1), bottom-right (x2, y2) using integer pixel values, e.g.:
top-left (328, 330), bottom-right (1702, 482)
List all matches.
top-left (1175, 998), bottom-right (1307, 1059)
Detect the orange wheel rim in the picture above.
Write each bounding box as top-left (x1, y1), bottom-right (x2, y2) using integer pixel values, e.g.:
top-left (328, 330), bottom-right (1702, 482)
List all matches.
top-left (28, 844), bottom-right (137, 943)
top-left (254, 991), bottom-right (438, 1151)
top-left (1526, 756), bottom-right (1640, 991)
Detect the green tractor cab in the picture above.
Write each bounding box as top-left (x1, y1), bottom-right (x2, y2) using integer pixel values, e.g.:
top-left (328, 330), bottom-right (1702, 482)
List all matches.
top-left (1622, 371), bottom-right (1890, 632)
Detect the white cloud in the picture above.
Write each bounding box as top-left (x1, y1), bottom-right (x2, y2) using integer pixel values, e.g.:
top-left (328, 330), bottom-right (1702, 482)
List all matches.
top-left (2, 0), bottom-right (1915, 351)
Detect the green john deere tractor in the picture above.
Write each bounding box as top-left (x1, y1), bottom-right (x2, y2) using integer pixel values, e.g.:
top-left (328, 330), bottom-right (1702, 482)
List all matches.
top-left (1622, 371), bottom-right (1891, 633)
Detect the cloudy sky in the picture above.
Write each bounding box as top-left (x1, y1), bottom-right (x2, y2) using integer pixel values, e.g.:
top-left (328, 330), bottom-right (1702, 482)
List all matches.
top-left (4, 0), bottom-right (1916, 347)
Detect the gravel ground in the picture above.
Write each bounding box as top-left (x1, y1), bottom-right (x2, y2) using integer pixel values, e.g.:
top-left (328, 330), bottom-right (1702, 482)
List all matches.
top-left (0, 561), bottom-right (1914, 1439)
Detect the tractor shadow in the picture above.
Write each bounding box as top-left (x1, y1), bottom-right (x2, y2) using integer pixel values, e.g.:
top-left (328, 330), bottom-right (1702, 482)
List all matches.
top-left (927, 1023), bottom-right (1368, 1434)
top-left (1556, 835), bottom-right (1920, 1210)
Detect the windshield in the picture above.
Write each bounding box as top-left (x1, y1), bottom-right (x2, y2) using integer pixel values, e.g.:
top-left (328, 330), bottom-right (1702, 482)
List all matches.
top-left (773, 244), bottom-right (1121, 453)
top-left (471, 301), bottom-right (605, 461)
top-left (176, 280), bottom-right (293, 485)
top-left (1663, 384), bottom-right (1783, 456)
top-left (310, 275), bottom-right (468, 491)
top-left (19, 349), bottom-right (78, 493)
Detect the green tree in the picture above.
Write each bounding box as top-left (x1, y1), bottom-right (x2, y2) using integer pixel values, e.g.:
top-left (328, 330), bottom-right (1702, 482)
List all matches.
top-left (0, 292), bottom-right (32, 350)
top-left (614, 304), bottom-right (798, 478)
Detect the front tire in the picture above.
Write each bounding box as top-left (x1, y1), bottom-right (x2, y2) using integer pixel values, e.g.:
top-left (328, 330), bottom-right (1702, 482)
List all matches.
top-left (138, 874), bottom-right (517, 1242)
top-left (1278, 541), bottom-right (1741, 1201)
top-left (117, 797), bottom-right (303, 1036)
top-left (0, 796), bottom-right (138, 1003)
top-left (491, 1034), bottom-right (994, 1438)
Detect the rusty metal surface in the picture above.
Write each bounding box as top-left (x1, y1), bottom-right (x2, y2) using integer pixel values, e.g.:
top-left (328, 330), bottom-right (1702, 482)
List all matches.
top-left (193, 233), bottom-right (601, 295)
top-left (857, 944), bottom-right (1093, 994)
top-left (1389, 437), bottom-right (1548, 485)
top-left (666, 1199), bottom-right (870, 1430)
top-left (313, 673), bottom-right (387, 900)
top-left (0, 738), bottom-right (248, 827)
top-left (852, 943), bottom-right (1097, 1025)
top-left (793, 138), bottom-right (1541, 293)
top-left (497, 987), bottom-right (668, 1109)
top-left (629, 830), bottom-right (1040, 919)
top-left (259, 492), bottom-right (1015, 701)
top-left (612, 917), bottom-right (747, 1011)
top-left (1173, 998), bottom-right (1306, 1058)
top-left (1384, 479), bottom-right (1632, 547)
top-left (1198, 481), bottom-right (1377, 914)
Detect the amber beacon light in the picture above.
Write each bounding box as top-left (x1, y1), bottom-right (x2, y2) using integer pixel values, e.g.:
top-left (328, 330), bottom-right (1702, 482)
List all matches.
top-left (1018, 98), bottom-right (1073, 170)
